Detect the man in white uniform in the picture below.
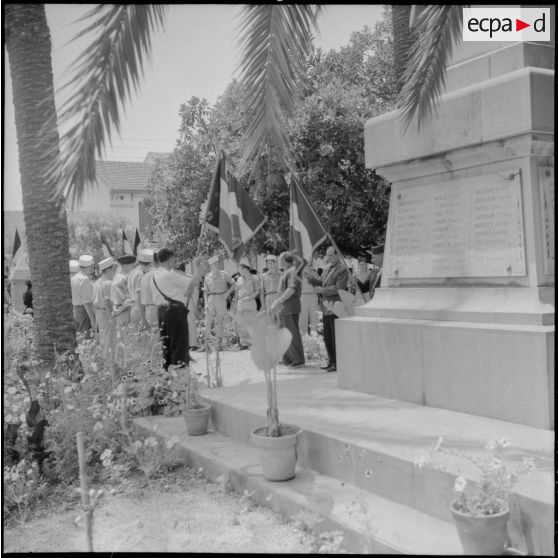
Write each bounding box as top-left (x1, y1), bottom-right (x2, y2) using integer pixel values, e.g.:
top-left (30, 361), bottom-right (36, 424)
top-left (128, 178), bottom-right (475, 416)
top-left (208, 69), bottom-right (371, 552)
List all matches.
top-left (71, 255), bottom-right (96, 336)
top-left (128, 249), bottom-right (153, 326)
top-left (92, 257), bottom-right (116, 361)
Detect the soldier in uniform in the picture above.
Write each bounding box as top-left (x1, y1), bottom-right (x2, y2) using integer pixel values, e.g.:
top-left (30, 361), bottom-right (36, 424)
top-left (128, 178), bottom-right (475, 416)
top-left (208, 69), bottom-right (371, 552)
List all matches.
top-left (233, 260), bottom-right (259, 350)
top-left (71, 255), bottom-right (96, 337)
top-left (110, 255), bottom-right (136, 327)
top-left (92, 256), bottom-right (116, 361)
top-left (260, 254), bottom-right (280, 311)
top-left (140, 251), bottom-right (160, 328)
top-left (129, 249), bottom-right (153, 326)
top-left (203, 254), bottom-right (235, 349)
top-left (176, 260), bottom-right (200, 350)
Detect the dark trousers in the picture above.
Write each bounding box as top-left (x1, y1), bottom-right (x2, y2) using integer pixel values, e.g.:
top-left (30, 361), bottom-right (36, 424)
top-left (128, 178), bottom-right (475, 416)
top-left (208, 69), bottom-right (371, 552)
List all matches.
top-left (158, 303), bottom-right (190, 370)
top-left (323, 314), bottom-right (337, 366)
top-left (280, 313), bottom-right (305, 366)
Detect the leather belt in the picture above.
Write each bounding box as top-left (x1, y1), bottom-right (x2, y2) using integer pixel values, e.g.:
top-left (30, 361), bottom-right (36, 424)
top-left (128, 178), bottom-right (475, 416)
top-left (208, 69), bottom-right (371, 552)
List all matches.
top-left (208, 291), bottom-right (226, 295)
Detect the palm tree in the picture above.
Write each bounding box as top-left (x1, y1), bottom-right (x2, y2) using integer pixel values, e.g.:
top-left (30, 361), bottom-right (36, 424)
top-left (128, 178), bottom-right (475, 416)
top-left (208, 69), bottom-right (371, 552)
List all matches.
top-left (53, 4), bottom-right (463, 202)
top-left (5, 4), bottom-right (76, 362)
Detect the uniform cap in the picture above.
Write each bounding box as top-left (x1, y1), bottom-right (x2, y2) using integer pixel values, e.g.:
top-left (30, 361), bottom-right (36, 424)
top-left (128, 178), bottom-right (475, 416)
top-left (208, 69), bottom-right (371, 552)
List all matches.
top-left (78, 255), bottom-right (94, 267)
top-left (239, 258), bottom-right (251, 270)
top-left (116, 255), bottom-right (136, 265)
top-left (265, 254), bottom-right (277, 262)
top-left (99, 257), bottom-right (114, 271)
top-left (208, 255), bottom-right (220, 265)
top-left (138, 249), bottom-right (154, 263)
top-left (69, 260), bottom-right (80, 273)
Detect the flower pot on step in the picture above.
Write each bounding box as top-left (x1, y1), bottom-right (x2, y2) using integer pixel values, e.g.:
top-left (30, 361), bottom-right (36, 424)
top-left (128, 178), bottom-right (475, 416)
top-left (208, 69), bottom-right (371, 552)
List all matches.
top-left (451, 504), bottom-right (510, 555)
top-left (250, 425), bottom-right (301, 481)
top-left (183, 403), bottom-right (211, 436)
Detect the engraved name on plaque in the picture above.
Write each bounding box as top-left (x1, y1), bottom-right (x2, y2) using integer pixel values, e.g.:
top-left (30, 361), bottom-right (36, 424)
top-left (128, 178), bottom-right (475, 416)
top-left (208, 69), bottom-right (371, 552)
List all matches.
top-left (539, 166), bottom-right (554, 275)
top-left (386, 172), bottom-right (526, 278)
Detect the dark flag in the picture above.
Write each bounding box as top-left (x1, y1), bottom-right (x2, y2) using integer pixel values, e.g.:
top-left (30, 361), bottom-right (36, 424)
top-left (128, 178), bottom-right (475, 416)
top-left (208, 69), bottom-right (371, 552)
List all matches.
top-left (133, 229), bottom-right (141, 256)
top-left (205, 151), bottom-right (267, 261)
top-left (122, 230), bottom-right (133, 255)
top-left (289, 179), bottom-right (328, 276)
top-left (12, 228), bottom-right (22, 260)
top-left (99, 231), bottom-right (114, 258)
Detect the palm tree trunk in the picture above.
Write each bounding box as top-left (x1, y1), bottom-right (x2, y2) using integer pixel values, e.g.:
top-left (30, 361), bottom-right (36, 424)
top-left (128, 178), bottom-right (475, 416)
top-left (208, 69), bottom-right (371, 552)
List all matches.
top-left (5, 4), bottom-right (76, 362)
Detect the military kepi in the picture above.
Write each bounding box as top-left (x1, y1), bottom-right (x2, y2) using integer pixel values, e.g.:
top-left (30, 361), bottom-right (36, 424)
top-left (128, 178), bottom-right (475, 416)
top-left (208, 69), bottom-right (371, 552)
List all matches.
top-left (69, 260), bottom-right (80, 273)
top-left (116, 255), bottom-right (136, 265)
top-left (99, 257), bottom-right (114, 271)
top-left (138, 249), bottom-right (154, 263)
top-left (78, 255), bottom-right (94, 267)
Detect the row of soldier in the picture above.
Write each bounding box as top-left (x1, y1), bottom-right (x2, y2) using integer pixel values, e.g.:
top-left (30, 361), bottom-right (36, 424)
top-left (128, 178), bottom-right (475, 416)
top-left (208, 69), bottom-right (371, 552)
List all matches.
top-left (70, 246), bottom-right (383, 373)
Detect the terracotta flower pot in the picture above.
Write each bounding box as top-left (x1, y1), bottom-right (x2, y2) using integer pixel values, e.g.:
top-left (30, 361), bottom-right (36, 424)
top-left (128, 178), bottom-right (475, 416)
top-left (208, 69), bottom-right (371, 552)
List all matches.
top-left (451, 504), bottom-right (510, 555)
top-left (250, 425), bottom-right (300, 481)
top-left (183, 403), bottom-right (211, 436)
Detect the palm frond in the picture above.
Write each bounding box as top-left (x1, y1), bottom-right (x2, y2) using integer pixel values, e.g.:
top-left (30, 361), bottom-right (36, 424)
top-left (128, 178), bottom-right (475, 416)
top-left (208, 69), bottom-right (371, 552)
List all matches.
top-left (397, 5), bottom-right (464, 131)
top-left (49, 5), bottom-right (166, 208)
top-left (236, 5), bottom-right (323, 173)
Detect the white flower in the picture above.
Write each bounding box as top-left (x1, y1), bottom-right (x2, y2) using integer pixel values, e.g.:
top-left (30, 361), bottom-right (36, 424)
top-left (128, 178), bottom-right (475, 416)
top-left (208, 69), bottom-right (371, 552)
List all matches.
top-left (454, 476), bottom-right (467, 493)
top-left (485, 440), bottom-right (496, 451)
top-left (64, 386), bottom-right (73, 394)
top-left (133, 440), bottom-right (143, 450)
top-left (165, 437), bottom-right (178, 449)
top-left (414, 456), bottom-right (428, 469)
top-left (364, 470), bottom-right (373, 478)
top-left (496, 438), bottom-right (511, 449)
top-left (100, 449), bottom-right (113, 461)
top-left (19, 413), bottom-right (26, 423)
top-left (7, 387), bottom-right (16, 395)
top-left (93, 422), bottom-right (103, 432)
top-left (144, 437), bottom-right (158, 448)
top-left (6, 414), bottom-right (14, 423)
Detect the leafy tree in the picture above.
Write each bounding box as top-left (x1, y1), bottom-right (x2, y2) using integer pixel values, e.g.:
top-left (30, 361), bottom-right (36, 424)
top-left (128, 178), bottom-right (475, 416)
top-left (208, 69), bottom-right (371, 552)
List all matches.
top-left (55, 4), bottom-right (464, 204)
top-left (67, 213), bottom-right (133, 262)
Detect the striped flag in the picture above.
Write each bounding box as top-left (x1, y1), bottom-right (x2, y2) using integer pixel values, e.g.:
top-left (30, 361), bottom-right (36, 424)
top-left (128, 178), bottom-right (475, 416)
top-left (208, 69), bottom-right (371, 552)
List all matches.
top-left (205, 151), bottom-right (267, 261)
top-left (99, 231), bottom-right (114, 257)
top-left (122, 230), bottom-right (133, 255)
top-left (133, 229), bottom-right (141, 256)
top-left (289, 179), bottom-right (328, 272)
top-left (12, 228), bottom-right (22, 260)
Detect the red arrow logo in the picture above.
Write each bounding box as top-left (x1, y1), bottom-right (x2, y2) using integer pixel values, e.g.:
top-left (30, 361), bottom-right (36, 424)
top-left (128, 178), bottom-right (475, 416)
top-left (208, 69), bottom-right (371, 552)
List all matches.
top-left (516, 19), bottom-right (530, 31)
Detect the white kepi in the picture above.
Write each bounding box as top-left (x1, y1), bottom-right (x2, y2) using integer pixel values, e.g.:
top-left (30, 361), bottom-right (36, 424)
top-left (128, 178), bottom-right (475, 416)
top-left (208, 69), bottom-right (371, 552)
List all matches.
top-left (138, 248), bottom-right (154, 263)
top-left (78, 255), bottom-right (94, 268)
top-left (99, 257), bottom-right (114, 272)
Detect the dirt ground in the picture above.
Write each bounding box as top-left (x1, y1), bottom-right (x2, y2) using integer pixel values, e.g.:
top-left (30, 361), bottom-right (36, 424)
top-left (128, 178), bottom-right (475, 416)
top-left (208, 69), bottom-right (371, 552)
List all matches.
top-left (4, 350), bottom-right (327, 553)
top-left (3, 468), bottom-right (316, 553)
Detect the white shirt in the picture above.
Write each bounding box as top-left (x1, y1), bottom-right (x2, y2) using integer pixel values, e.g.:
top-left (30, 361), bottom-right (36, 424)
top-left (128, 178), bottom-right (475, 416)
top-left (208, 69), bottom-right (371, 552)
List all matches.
top-left (71, 270), bottom-right (94, 305)
top-left (140, 268), bottom-right (158, 305)
top-left (151, 268), bottom-right (191, 306)
top-left (126, 266), bottom-right (144, 301)
top-left (110, 273), bottom-right (129, 306)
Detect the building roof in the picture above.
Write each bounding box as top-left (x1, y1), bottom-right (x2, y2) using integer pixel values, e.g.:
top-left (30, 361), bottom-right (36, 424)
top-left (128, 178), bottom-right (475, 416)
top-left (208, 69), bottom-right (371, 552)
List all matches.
top-left (144, 152), bottom-right (171, 164)
top-left (95, 160), bottom-right (156, 192)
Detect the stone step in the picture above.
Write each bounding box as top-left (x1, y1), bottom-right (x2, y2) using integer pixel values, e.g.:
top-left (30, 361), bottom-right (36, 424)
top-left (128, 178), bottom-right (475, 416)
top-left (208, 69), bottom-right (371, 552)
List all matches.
top-left (202, 374), bottom-right (553, 555)
top-left (134, 416), bottom-right (465, 555)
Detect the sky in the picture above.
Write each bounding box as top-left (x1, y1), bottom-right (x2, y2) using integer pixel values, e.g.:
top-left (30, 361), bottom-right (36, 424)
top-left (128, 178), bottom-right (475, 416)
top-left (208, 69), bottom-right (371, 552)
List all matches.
top-left (3, 4), bottom-right (385, 211)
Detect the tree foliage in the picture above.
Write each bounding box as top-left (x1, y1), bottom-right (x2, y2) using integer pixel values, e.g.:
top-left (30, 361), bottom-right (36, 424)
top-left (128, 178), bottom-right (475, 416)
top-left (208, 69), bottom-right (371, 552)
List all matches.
top-left (146, 17), bottom-right (396, 260)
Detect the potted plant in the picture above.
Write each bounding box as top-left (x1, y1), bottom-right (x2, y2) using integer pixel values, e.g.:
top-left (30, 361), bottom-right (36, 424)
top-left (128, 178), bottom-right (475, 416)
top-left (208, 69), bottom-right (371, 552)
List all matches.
top-left (243, 311), bottom-right (300, 481)
top-left (415, 437), bottom-right (536, 555)
top-left (182, 366), bottom-right (211, 436)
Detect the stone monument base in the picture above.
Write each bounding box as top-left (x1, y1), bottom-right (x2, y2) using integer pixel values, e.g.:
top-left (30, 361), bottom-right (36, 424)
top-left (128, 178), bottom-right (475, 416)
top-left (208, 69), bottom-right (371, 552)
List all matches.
top-left (336, 287), bottom-right (554, 430)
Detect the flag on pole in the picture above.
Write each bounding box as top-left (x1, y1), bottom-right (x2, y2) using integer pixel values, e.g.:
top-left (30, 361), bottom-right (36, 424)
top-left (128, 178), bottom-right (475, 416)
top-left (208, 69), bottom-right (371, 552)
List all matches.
top-left (133, 229), bottom-right (141, 256)
top-left (289, 179), bottom-right (328, 273)
top-left (122, 230), bottom-right (133, 255)
top-left (12, 228), bottom-right (22, 260)
top-left (204, 151), bottom-right (267, 261)
top-left (99, 231), bottom-right (114, 257)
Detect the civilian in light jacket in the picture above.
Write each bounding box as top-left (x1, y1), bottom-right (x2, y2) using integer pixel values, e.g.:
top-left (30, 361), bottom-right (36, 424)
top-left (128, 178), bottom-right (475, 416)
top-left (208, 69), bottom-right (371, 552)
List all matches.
top-left (305, 246), bottom-right (348, 372)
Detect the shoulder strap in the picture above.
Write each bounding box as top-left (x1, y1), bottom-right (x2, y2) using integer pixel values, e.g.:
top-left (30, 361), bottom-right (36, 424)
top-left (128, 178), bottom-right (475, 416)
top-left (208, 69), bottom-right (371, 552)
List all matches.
top-left (153, 275), bottom-right (181, 305)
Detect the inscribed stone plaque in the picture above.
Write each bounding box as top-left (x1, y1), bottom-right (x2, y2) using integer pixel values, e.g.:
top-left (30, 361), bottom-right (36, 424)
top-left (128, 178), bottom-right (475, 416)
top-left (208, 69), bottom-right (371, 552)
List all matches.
top-left (540, 166), bottom-right (555, 275)
top-left (386, 172), bottom-right (526, 278)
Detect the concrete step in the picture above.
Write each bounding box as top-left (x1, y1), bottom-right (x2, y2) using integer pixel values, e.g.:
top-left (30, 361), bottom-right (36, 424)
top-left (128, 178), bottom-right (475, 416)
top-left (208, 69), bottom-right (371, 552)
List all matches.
top-left (134, 416), bottom-right (465, 554)
top-left (202, 374), bottom-right (553, 555)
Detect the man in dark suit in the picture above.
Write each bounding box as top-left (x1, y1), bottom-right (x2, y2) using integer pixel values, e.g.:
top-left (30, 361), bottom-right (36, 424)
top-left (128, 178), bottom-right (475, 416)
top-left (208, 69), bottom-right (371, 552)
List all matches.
top-left (305, 246), bottom-right (348, 372)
